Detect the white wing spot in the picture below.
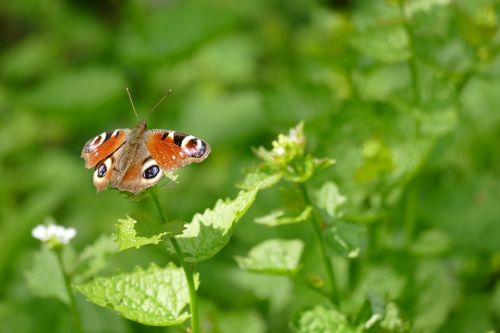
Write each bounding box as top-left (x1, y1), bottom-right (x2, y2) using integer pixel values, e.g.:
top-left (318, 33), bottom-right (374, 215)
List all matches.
top-left (181, 135), bottom-right (195, 148)
top-left (91, 132), bottom-right (106, 147)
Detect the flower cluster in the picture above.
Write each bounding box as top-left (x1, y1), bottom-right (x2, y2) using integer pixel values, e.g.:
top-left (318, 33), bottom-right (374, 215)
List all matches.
top-left (32, 222), bottom-right (77, 247)
top-left (253, 122), bottom-right (334, 183)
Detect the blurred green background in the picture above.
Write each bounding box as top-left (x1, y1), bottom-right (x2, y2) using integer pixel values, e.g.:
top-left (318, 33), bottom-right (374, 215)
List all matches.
top-left (1, 0), bottom-right (500, 332)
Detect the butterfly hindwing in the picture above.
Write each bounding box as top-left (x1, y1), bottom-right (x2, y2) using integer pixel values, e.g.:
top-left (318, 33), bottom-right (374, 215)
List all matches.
top-left (111, 145), bottom-right (165, 194)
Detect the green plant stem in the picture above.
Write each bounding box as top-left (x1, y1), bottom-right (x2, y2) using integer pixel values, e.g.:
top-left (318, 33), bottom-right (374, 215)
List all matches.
top-left (399, 1), bottom-right (421, 106)
top-left (298, 183), bottom-right (339, 305)
top-left (150, 191), bottom-right (200, 333)
top-left (404, 180), bottom-right (418, 247)
top-left (55, 249), bottom-right (84, 333)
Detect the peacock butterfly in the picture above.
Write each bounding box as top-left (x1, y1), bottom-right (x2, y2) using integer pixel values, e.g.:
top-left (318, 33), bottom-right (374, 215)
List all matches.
top-left (81, 90), bottom-right (210, 194)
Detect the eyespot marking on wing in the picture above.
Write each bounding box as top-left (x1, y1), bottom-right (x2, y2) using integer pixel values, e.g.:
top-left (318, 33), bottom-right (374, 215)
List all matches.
top-left (141, 158), bottom-right (163, 182)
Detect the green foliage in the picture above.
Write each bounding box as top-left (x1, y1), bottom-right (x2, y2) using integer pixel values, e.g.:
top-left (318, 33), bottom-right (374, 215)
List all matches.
top-left (75, 235), bottom-right (117, 282)
top-left (166, 189), bottom-right (258, 262)
top-left (235, 239), bottom-right (304, 275)
top-left (252, 122), bottom-right (335, 183)
top-left (254, 206), bottom-right (313, 227)
top-left (114, 215), bottom-right (167, 251)
top-left (314, 182), bottom-right (346, 218)
top-left (6, 0), bottom-right (500, 332)
top-left (350, 25), bottom-right (410, 63)
top-left (25, 247), bottom-right (69, 304)
top-left (323, 221), bottom-right (366, 258)
top-left (76, 264), bottom-right (196, 326)
top-left (291, 306), bottom-right (359, 333)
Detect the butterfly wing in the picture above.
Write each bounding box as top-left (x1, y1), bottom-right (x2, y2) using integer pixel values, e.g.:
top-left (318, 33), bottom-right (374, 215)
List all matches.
top-left (91, 146), bottom-right (126, 192)
top-left (81, 129), bottom-right (130, 168)
top-left (145, 129), bottom-right (211, 172)
top-left (110, 129), bottom-right (210, 195)
top-left (108, 142), bottom-right (152, 194)
top-left (81, 129), bottom-right (131, 192)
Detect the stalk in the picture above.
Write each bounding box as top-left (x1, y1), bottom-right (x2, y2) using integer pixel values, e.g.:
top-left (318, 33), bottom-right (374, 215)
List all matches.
top-left (150, 191), bottom-right (200, 333)
top-left (399, 1), bottom-right (421, 106)
top-left (404, 180), bottom-right (418, 247)
top-left (55, 249), bottom-right (84, 333)
top-left (298, 183), bottom-right (339, 305)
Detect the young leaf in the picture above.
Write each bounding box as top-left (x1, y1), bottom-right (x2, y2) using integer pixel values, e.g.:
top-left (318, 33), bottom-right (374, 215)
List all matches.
top-left (237, 168), bottom-right (282, 191)
top-left (25, 246), bottom-right (69, 304)
top-left (254, 122), bottom-right (306, 167)
top-left (314, 182), bottom-right (347, 218)
top-left (250, 122), bottom-right (334, 184)
top-left (76, 263), bottom-right (196, 326)
top-left (255, 206), bottom-right (313, 227)
top-left (235, 239), bottom-right (304, 275)
top-left (168, 189), bottom-right (258, 262)
top-left (323, 221), bottom-right (367, 258)
top-left (291, 306), bottom-right (359, 333)
top-left (114, 215), bottom-right (168, 251)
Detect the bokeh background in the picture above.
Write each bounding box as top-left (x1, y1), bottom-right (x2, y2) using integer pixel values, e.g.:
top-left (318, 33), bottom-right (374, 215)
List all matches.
top-left (1, 0), bottom-right (500, 332)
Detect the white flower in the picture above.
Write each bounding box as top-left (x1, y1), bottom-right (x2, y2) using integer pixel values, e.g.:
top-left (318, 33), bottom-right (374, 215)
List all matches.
top-left (32, 223), bottom-right (77, 245)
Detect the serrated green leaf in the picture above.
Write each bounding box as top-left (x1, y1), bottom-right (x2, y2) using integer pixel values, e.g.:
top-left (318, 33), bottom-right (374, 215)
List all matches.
top-left (291, 306), bottom-right (359, 333)
top-left (76, 264), bottom-right (195, 326)
top-left (350, 25), bottom-right (410, 63)
top-left (314, 182), bottom-right (347, 218)
top-left (25, 247), bottom-right (69, 304)
top-left (114, 215), bottom-right (167, 251)
top-left (235, 239), bottom-right (304, 275)
top-left (323, 221), bottom-right (367, 258)
top-left (75, 235), bottom-right (118, 282)
top-left (236, 169), bottom-right (282, 191)
top-left (255, 206), bottom-right (313, 227)
top-left (169, 189), bottom-right (258, 262)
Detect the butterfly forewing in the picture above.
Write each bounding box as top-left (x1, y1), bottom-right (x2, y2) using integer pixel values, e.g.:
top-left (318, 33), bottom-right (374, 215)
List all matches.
top-left (81, 129), bottom-right (130, 168)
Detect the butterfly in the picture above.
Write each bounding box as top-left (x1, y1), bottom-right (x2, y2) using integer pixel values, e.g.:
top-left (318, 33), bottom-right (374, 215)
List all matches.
top-left (81, 120), bottom-right (210, 194)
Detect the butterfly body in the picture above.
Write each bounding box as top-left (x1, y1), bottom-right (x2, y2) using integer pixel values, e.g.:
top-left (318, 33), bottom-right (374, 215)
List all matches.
top-left (81, 121), bottom-right (210, 194)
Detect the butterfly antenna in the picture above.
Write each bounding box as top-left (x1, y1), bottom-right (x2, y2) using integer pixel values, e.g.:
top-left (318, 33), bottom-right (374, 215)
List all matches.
top-left (126, 87), bottom-right (140, 120)
top-left (146, 89), bottom-right (172, 120)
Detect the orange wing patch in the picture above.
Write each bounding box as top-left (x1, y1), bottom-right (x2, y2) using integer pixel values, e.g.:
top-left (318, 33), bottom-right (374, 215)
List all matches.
top-left (81, 129), bottom-right (129, 168)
